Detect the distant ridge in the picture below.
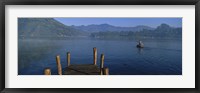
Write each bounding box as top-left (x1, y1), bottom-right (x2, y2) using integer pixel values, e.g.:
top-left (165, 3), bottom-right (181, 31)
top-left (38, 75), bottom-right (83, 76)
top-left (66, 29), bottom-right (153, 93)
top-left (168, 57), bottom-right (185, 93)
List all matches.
top-left (71, 23), bottom-right (155, 32)
top-left (18, 18), bottom-right (87, 39)
top-left (90, 23), bottom-right (182, 39)
top-left (18, 18), bottom-right (182, 39)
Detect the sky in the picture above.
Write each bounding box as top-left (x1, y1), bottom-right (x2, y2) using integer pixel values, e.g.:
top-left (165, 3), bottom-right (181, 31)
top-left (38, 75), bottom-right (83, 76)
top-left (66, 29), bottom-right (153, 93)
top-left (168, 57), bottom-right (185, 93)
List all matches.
top-left (54, 18), bottom-right (182, 28)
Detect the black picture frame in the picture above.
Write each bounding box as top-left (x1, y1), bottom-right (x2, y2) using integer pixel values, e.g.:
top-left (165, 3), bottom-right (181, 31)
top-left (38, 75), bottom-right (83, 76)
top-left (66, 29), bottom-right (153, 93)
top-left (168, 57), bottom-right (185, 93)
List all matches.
top-left (0, 0), bottom-right (200, 93)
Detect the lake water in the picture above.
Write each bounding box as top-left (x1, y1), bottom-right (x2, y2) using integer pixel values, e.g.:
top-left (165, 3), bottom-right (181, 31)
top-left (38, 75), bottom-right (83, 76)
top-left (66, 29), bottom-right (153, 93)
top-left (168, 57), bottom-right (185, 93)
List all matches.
top-left (18, 38), bottom-right (182, 75)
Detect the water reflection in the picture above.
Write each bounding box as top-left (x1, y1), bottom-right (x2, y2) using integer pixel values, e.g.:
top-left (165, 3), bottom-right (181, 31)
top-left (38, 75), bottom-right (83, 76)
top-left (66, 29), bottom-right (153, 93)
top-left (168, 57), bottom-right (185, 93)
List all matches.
top-left (137, 48), bottom-right (144, 54)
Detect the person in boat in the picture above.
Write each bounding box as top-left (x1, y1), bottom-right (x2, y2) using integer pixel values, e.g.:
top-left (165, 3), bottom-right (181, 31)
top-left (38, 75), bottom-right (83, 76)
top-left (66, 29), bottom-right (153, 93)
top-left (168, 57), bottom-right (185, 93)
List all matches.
top-left (137, 40), bottom-right (144, 48)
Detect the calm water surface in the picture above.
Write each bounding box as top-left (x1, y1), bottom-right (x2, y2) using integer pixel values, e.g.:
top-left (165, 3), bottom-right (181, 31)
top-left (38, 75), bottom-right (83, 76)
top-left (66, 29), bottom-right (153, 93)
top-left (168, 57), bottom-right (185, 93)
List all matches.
top-left (18, 38), bottom-right (182, 75)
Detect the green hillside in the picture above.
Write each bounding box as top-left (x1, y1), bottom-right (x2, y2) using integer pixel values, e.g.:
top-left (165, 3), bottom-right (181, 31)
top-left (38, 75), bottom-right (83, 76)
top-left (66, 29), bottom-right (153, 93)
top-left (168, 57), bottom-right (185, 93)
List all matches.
top-left (18, 18), bottom-right (87, 39)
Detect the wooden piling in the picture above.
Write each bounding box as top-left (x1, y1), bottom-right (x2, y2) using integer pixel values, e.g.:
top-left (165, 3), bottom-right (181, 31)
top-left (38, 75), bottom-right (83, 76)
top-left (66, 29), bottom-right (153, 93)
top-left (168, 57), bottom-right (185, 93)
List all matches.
top-left (56, 55), bottom-right (62, 75)
top-left (103, 67), bottom-right (109, 75)
top-left (44, 68), bottom-right (51, 75)
top-left (100, 54), bottom-right (104, 75)
top-left (93, 47), bottom-right (97, 65)
top-left (67, 52), bottom-right (70, 67)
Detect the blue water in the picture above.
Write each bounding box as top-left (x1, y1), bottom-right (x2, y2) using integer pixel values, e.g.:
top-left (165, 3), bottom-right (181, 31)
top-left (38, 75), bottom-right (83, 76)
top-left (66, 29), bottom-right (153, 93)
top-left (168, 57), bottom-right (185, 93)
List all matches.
top-left (18, 38), bottom-right (182, 75)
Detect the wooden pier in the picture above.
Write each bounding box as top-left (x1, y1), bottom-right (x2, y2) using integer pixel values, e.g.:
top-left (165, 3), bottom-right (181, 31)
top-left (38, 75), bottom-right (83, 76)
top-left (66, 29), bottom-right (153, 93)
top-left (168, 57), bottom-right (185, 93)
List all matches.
top-left (64, 64), bottom-right (100, 75)
top-left (44, 47), bottom-right (109, 75)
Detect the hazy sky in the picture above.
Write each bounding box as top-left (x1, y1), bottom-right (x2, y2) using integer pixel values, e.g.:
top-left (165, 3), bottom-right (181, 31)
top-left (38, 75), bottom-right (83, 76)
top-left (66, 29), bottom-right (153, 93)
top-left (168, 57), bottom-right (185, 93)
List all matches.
top-left (54, 18), bottom-right (182, 28)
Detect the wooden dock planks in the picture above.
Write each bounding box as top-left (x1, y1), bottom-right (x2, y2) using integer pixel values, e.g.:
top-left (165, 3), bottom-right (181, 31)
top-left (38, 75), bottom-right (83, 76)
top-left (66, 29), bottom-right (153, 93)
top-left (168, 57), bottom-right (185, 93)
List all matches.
top-left (63, 64), bottom-right (100, 75)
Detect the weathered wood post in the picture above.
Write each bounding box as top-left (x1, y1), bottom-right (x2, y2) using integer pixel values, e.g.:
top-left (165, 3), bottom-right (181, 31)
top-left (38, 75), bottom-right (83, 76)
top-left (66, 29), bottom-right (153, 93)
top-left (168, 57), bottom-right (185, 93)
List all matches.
top-left (67, 52), bottom-right (70, 67)
top-left (103, 67), bottom-right (109, 75)
top-left (44, 68), bottom-right (51, 75)
top-left (56, 55), bottom-right (62, 75)
top-left (100, 54), bottom-right (104, 75)
top-left (93, 47), bottom-right (97, 65)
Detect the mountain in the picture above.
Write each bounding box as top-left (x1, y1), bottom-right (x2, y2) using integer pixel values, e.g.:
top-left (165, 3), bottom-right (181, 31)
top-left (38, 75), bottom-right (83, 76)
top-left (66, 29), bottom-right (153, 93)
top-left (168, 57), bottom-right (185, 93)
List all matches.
top-left (18, 18), bottom-right (87, 39)
top-left (152, 23), bottom-right (182, 38)
top-left (18, 18), bottom-right (181, 40)
top-left (71, 24), bottom-right (155, 32)
top-left (90, 23), bottom-right (182, 39)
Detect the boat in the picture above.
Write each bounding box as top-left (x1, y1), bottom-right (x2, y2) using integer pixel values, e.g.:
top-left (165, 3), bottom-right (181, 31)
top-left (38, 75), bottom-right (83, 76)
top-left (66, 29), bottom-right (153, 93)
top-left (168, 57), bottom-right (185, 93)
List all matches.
top-left (136, 44), bottom-right (144, 48)
top-left (136, 41), bottom-right (144, 48)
